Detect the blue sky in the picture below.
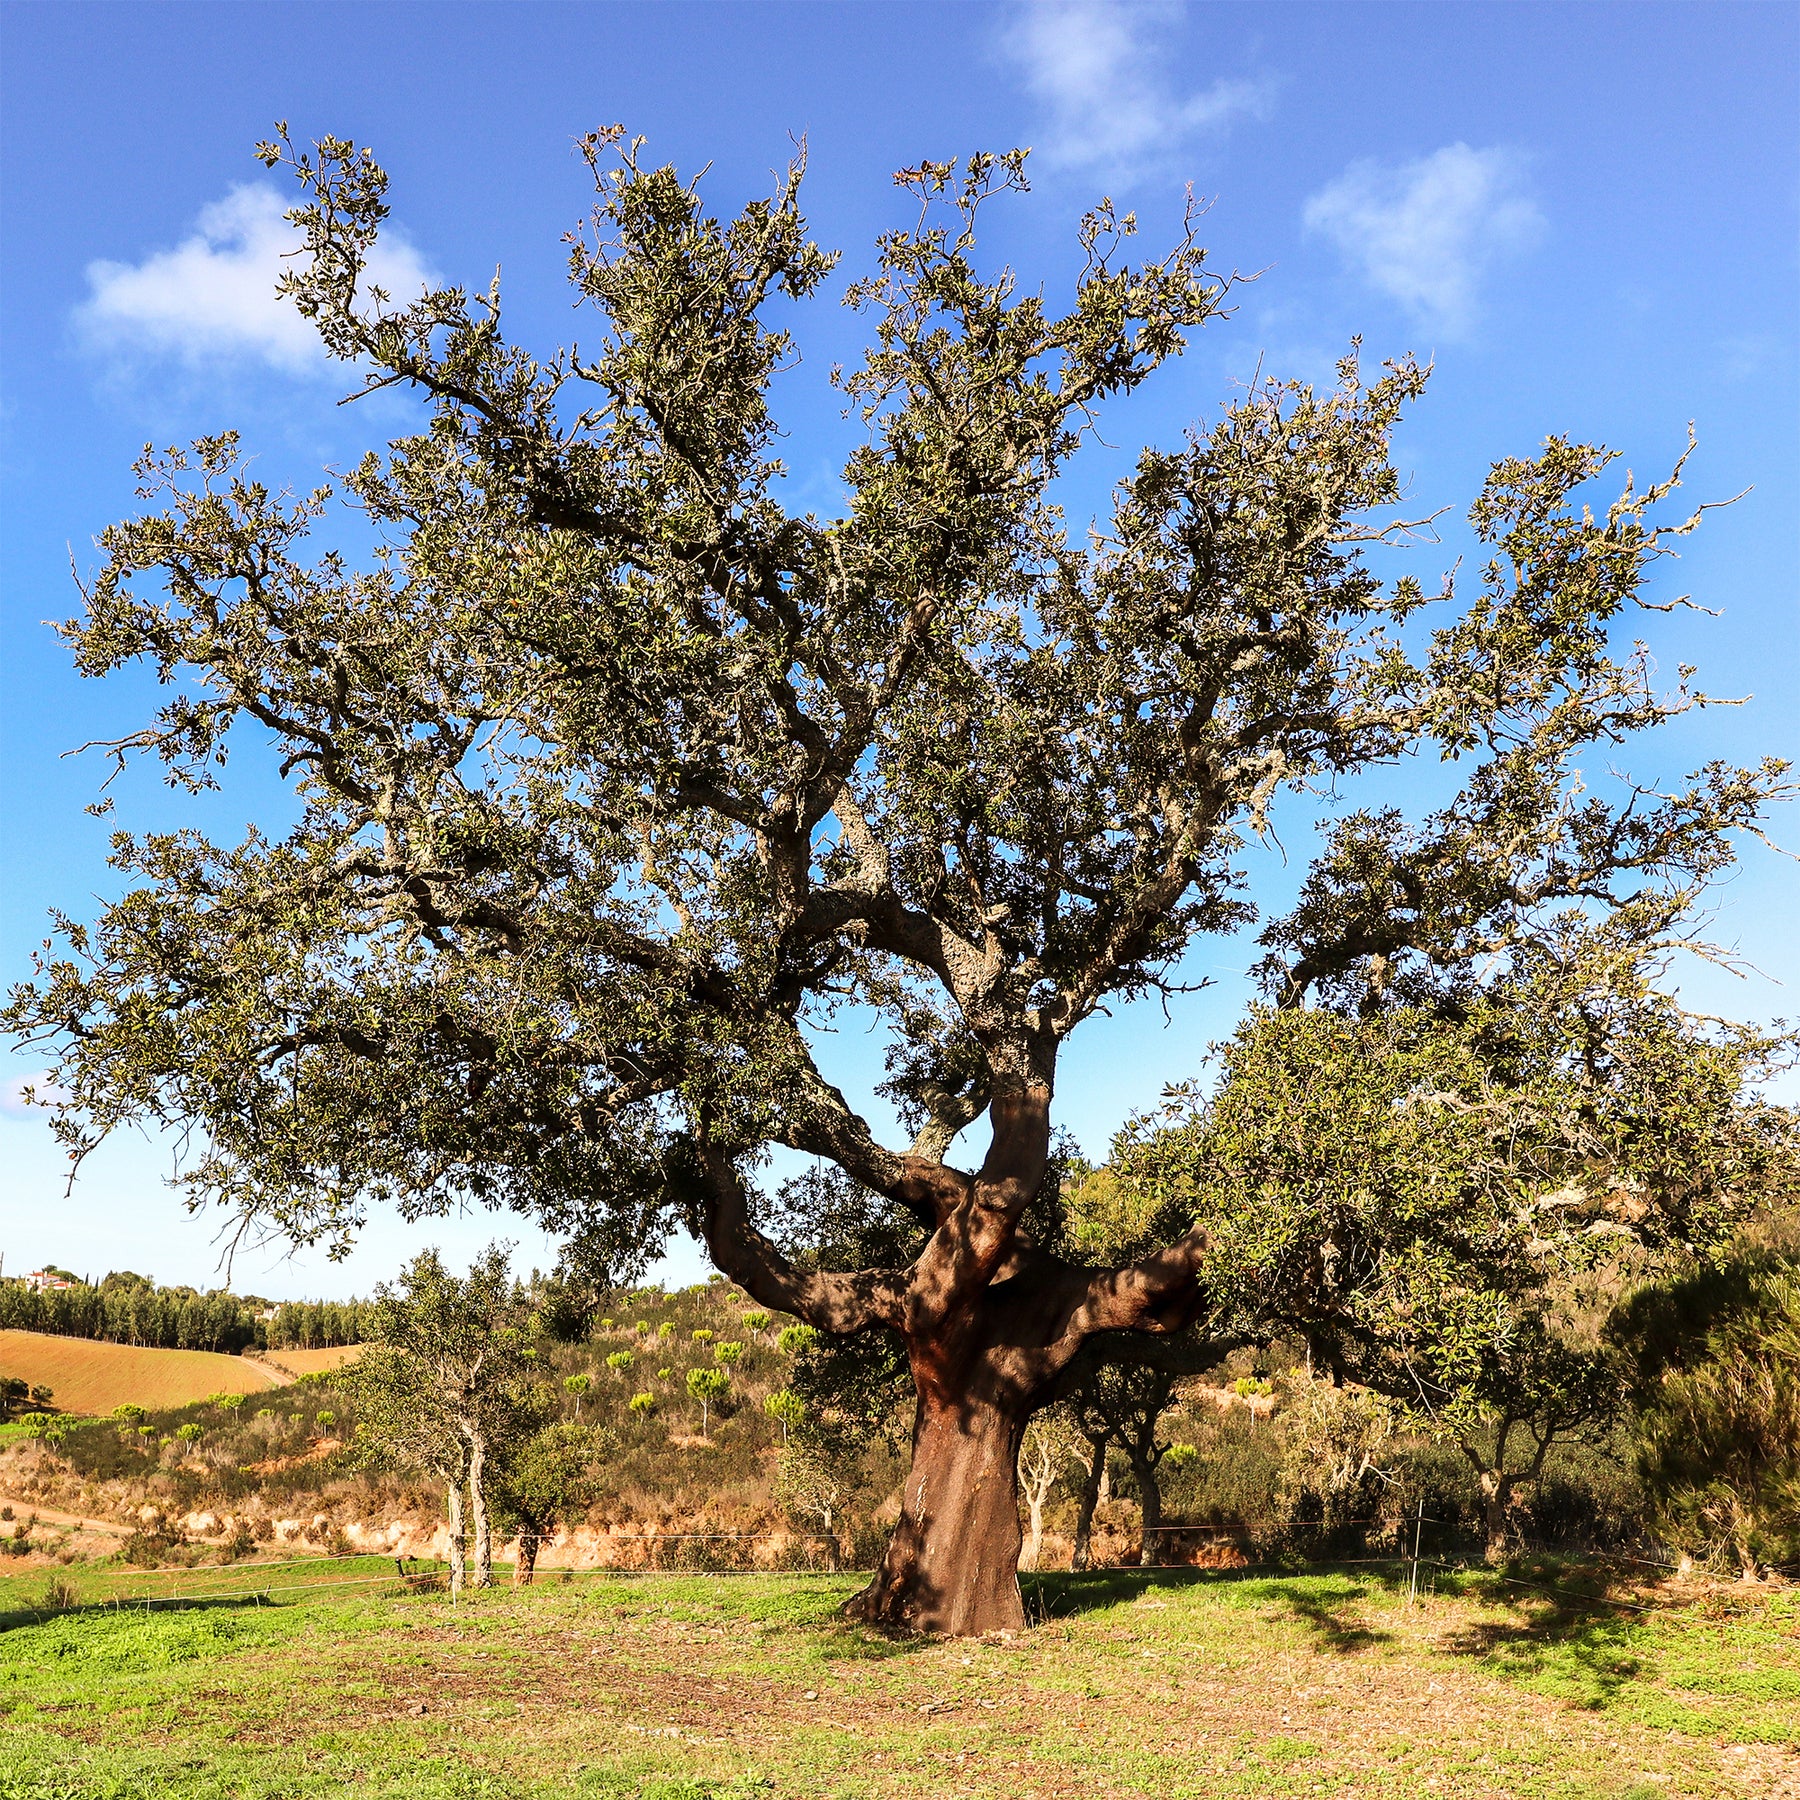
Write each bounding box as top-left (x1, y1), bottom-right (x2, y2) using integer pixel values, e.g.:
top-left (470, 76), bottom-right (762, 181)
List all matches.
top-left (2, 1), bottom-right (1795, 1299)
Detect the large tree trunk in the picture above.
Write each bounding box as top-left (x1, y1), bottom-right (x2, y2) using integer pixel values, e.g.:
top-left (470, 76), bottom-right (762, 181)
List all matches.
top-left (847, 1387), bottom-right (1029, 1635)
top-left (694, 1090), bottom-right (1211, 1637)
top-left (513, 1528), bottom-right (542, 1587)
top-left (1070, 1434), bottom-right (1107, 1571)
top-left (446, 1481), bottom-right (466, 1600)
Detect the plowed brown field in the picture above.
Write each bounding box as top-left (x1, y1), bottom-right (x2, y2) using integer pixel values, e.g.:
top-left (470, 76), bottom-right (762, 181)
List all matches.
top-left (259, 1343), bottom-right (362, 1378)
top-left (0, 1328), bottom-right (284, 1414)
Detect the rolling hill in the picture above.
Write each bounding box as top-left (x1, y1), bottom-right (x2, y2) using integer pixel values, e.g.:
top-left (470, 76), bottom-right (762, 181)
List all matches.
top-left (0, 1329), bottom-right (286, 1415)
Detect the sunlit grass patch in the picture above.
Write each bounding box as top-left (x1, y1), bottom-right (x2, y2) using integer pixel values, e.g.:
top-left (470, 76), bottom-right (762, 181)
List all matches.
top-left (1, 1565), bottom-right (1792, 1799)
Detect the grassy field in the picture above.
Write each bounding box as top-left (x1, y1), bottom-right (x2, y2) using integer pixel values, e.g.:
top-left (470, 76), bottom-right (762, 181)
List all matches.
top-left (0, 1329), bottom-right (283, 1416)
top-left (0, 1556), bottom-right (1793, 1800)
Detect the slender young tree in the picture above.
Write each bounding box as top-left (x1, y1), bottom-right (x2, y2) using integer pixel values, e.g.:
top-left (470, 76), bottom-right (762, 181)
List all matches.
top-left (6, 127), bottom-right (1788, 1632)
top-left (1016, 1413), bottom-right (1071, 1572)
top-left (1064, 1360), bottom-right (1181, 1567)
top-left (1065, 1419), bottom-right (1112, 1573)
top-left (341, 1344), bottom-right (472, 1597)
top-left (343, 1245), bottom-right (540, 1588)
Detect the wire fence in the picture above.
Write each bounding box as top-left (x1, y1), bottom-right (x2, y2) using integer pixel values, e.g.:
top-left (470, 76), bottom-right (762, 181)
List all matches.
top-left (3, 1512), bottom-right (1780, 1627)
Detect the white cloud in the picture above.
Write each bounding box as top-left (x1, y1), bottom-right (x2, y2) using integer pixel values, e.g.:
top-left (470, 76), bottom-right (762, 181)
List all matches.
top-left (1302, 144), bottom-right (1543, 337)
top-left (76, 185), bottom-right (436, 374)
top-left (1002, 0), bottom-right (1274, 175)
top-left (0, 1071), bottom-right (70, 1120)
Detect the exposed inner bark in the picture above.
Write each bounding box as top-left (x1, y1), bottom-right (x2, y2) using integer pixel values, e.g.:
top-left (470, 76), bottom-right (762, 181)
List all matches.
top-left (699, 1083), bottom-right (1210, 1636)
top-left (848, 1383), bottom-right (1030, 1635)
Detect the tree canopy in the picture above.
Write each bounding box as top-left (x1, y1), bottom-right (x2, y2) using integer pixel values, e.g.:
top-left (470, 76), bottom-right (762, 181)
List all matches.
top-left (7, 127), bottom-right (1790, 1631)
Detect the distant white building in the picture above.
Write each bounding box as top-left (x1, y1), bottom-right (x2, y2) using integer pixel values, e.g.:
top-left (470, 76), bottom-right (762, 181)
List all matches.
top-left (23, 1270), bottom-right (76, 1293)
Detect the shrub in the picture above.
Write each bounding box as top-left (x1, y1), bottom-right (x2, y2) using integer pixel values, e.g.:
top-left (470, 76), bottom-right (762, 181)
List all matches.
top-left (1271, 1371), bottom-right (1400, 1550)
top-left (657, 1367), bottom-right (672, 1380)
top-left (315, 1411), bottom-right (336, 1427)
top-left (777, 1325), bottom-right (818, 1356)
top-left (1617, 1260), bottom-right (1800, 1575)
top-left (122, 1525), bottom-right (180, 1566)
top-left (628, 1392), bottom-right (656, 1417)
top-left (657, 1322), bottom-right (675, 1339)
top-left (743, 1311), bottom-right (770, 1333)
top-left (714, 1342), bottom-right (743, 1367)
top-left (605, 1351), bottom-right (635, 1373)
top-left (1164, 1442), bottom-right (1199, 1471)
top-left (691, 1329), bottom-right (714, 1344)
top-left (112, 1403), bottom-right (146, 1423)
top-left (175, 1423), bottom-right (203, 1442)
top-left (34, 1576), bottom-right (77, 1612)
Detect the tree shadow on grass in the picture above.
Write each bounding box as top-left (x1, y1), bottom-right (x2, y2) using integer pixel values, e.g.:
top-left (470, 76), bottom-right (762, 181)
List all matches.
top-left (1270, 1583), bottom-right (1395, 1653)
top-left (1024, 1565), bottom-right (1403, 1652)
top-left (1022, 1567), bottom-right (1191, 1618)
top-left (0, 1590), bottom-right (287, 1634)
top-left (1431, 1571), bottom-right (1654, 1711)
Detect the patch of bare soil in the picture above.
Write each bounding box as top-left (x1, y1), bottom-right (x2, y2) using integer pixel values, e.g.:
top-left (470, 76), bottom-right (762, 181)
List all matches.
top-left (258, 1602), bottom-right (1798, 1800)
top-left (237, 1436), bottom-right (343, 1476)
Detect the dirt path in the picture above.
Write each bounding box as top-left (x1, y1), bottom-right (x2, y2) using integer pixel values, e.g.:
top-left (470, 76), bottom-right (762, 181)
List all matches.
top-left (0, 1493), bottom-right (131, 1537)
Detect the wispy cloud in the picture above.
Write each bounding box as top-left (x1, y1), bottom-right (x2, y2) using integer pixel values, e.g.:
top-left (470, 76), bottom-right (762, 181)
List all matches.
top-left (76, 185), bottom-right (435, 374)
top-left (1001, 0), bottom-right (1274, 175)
top-left (1302, 144), bottom-right (1543, 337)
top-left (0, 1071), bottom-right (69, 1121)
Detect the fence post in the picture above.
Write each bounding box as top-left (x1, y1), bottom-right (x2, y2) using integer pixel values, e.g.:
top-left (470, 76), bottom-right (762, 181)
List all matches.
top-left (1407, 1497), bottom-right (1425, 1607)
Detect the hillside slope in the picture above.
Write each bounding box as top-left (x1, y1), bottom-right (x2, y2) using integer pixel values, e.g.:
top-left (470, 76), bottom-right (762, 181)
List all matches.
top-left (0, 1328), bottom-right (284, 1414)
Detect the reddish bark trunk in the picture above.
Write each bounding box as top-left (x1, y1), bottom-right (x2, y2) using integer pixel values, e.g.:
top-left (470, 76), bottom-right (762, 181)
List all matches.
top-left (696, 1089), bottom-right (1208, 1637)
top-left (848, 1386), bottom-right (1029, 1635)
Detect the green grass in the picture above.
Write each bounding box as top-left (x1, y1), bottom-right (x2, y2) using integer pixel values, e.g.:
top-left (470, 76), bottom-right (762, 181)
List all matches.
top-left (1, 1558), bottom-right (1793, 1800)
